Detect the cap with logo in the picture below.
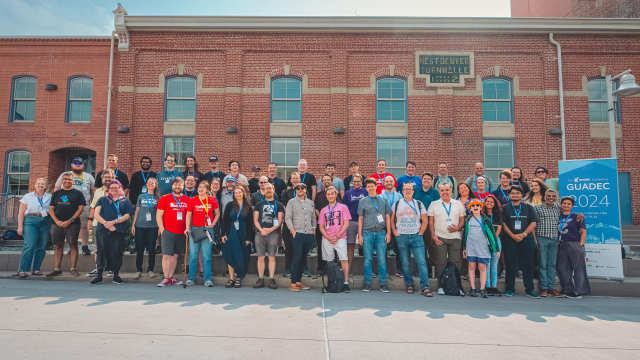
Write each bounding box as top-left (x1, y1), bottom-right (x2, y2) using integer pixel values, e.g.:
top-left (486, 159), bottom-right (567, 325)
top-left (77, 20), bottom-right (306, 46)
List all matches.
top-left (72, 157), bottom-right (84, 165)
top-left (209, 156), bottom-right (219, 162)
top-left (252, 165), bottom-right (261, 171)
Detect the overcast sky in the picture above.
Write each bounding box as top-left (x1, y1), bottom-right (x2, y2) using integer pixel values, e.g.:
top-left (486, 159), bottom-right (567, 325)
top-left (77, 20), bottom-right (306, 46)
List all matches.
top-left (0, 0), bottom-right (511, 36)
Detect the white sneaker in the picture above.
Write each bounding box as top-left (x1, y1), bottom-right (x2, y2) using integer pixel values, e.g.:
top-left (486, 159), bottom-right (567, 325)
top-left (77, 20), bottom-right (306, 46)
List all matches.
top-left (186, 280), bottom-right (195, 286)
top-left (86, 269), bottom-right (98, 277)
top-left (204, 280), bottom-right (214, 287)
top-left (107, 271), bottom-right (114, 277)
top-left (438, 288), bottom-right (445, 295)
top-left (133, 272), bottom-right (141, 279)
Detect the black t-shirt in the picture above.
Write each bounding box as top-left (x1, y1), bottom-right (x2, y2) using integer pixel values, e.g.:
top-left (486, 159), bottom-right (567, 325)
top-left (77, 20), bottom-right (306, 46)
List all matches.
top-left (250, 191), bottom-right (279, 207)
top-left (281, 188), bottom-right (310, 206)
top-left (343, 174), bottom-right (362, 190)
top-left (95, 169), bottom-right (129, 189)
top-left (287, 172), bottom-right (317, 193)
top-left (201, 169), bottom-right (226, 184)
top-left (248, 178), bottom-right (260, 195)
top-left (314, 190), bottom-right (343, 212)
top-left (488, 211), bottom-right (504, 231)
top-left (96, 196), bottom-right (135, 233)
top-left (182, 170), bottom-right (204, 187)
top-left (51, 188), bottom-right (86, 224)
top-left (502, 201), bottom-right (538, 240)
top-left (267, 176), bottom-right (287, 200)
top-left (254, 200), bottom-right (284, 229)
top-left (129, 170), bottom-right (157, 204)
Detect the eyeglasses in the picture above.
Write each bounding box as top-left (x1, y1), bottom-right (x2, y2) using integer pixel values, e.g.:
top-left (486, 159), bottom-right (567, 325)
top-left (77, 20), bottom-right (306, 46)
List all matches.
top-left (536, 170), bottom-right (546, 174)
top-left (259, 181), bottom-right (268, 184)
top-left (141, 161), bottom-right (151, 164)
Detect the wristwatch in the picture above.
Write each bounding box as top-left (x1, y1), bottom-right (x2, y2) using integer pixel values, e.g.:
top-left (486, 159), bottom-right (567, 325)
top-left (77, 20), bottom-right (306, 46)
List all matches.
top-left (523, 232), bottom-right (528, 237)
top-left (88, 217), bottom-right (94, 221)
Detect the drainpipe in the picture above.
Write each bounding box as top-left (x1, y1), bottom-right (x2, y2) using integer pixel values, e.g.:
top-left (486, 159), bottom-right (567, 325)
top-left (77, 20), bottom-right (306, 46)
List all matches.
top-left (104, 31), bottom-right (117, 169)
top-left (549, 33), bottom-right (566, 161)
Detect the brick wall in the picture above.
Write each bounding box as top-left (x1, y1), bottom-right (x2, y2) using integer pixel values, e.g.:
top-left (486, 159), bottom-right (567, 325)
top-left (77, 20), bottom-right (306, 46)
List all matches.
top-left (512, 0), bottom-right (640, 18)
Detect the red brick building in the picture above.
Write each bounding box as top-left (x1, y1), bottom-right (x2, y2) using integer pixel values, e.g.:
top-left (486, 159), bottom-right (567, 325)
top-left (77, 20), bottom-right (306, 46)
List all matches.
top-left (1, 5), bottom-right (639, 224)
top-left (511, 0), bottom-right (640, 18)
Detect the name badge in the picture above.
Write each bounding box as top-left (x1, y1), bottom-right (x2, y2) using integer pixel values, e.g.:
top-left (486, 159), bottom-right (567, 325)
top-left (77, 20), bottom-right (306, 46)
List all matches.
top-left (146, 213), bottom-right (152, 221)
top-left (377, 214), bottom-right (384, 223)
top-left (234, 221), bottom-right (240, 230)
top-left (446, 218), bottom-right (452, 227)
top-left (177, 212), bottom-right (183, 221)
top-left (142, 186), bottom-right (147, 193)
top-left (206, 218), bottom-right (212, 226)
top-left (515, 221), bottom-right (522, 230)
top-left (41, 210), bottom-right (48, 217)
top-left (273, 219), bottom-right (279, 227)
top-left (81, 185), bottom-right (88, 191)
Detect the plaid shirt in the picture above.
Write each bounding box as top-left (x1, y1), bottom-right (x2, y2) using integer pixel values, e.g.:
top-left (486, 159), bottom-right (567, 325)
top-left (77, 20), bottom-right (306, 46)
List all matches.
top-left (534, 203), bottom-right (560, 239)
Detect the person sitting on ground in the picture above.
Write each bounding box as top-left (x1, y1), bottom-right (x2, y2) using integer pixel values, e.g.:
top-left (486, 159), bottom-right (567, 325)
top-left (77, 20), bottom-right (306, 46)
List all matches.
top-left (462, 199), bottom-right (500, 298)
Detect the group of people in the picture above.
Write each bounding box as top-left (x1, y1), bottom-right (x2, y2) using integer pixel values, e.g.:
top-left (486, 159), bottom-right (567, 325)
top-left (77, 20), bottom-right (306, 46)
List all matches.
top-left (14, 154), bottom-right (590, 299)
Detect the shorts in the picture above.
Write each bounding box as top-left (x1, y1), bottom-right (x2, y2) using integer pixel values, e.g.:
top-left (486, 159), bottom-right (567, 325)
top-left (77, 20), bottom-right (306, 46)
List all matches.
top-left (79, 207), bottom-right (90, 227)
top-left (51, 222), bottom-right (81, 246)
top-left (346, 221), bottom-right (359, 244)
top-left (255, 231), bottom-right (278, 256)
top-left (322, 238), bottom-right (348, 261)
top-left (161, 230), bottom-right (186, 256)
top-left (467, 256), bottom-right (490, 265)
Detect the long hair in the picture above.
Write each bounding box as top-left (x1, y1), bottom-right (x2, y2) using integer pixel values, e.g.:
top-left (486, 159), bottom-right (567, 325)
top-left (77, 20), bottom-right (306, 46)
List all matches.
top-left (457, 182), bottom-right (477, 199)
top-left (526, 178), bottom-right (548, 201)
top-left (106, 180), bottom-right (125, 200)
top-left (146, 177), bottom-right (160, 200)
top-left (482, 194), bottom-right (502, 217)
top-left (184, 155), bottom-right (198, 172)
top-left (232, 186), bottom-right (251, 215)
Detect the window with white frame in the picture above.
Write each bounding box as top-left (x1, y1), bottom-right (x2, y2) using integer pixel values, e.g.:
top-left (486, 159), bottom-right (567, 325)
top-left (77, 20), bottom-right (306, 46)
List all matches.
top-left (588, 78), bottom-right (620, 123)
top-left (270, 138), bottom-right (301, 180)
top-left (5, 151), bottom-right (31, 195)
top-left (164, 137), bottom-right (194, 172)
top-left (376, 138), bottom-right (407, 179)
top-left (484, 139), bottom-right (514, 186)
top-left (376, 77), bottom-right (407, 122)
top-left (271, 77), bottom-right (301, 122)
top-left (12, 77), bottom-right (36, 122)
top-left (166, 77), bottom-right (196, 121)
top-left (68, 77), bottom-right (93, 122)
top-left (482, 78), bottom-right (512, 122)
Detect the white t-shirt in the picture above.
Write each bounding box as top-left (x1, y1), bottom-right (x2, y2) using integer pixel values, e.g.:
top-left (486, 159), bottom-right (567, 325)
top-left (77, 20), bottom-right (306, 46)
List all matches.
top-left (427, 199), bottom-right (466, 239)
top-left (55, 172), bottom-right (95, 203)
top-left (20, 192), bottom-right (52, 216)
top-left (393, 199), bottom-right (426, 235)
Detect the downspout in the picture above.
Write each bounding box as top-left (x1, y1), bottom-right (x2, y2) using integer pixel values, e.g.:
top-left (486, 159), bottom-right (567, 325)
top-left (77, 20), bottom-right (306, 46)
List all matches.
top-left (104, 31), bottom-right (117, 169)
top-left (549, 33), bottom-right (566, 161)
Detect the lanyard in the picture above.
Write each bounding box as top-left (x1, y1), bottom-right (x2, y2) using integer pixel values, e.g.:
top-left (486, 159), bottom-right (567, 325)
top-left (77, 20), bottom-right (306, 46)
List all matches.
top-left (172, 193), bottom-right (182, 210)
top-left (378, 172), bottom-right (387, 183)
top-left (490, 213), bottom-right (493, 222)
top-left (558, 211), bottom-right (572, 232)
top-left (146, 192), bottom-right (152, 213)
top-left (442, 201), bottom-right (452, 217)
top-left (438, 174), bottom-right (449, 184)
top-left (114, 169), bottom-right (119, 177)
top-left (199, 196), bottom-right (210, 219)
top-left (166, 169), bottom-right (176, 180)
top-left (511, 202), bottom-right (522, 218)
top-left (236, 203), bottom-right (243, 222)
top-left (301, 173), bottom-right (307, 184)
top-left (473, 215), bottom-right (483, 227)
top-left (211, 170), bottom-right (220, 178)
top-left (510, 180), bottom-right (519, 186)
top-left (383, 191), bottom-right (394, 204)
top-left (113, 196), bottom-right (121, 214)
top-left (141, 171), bottom-right (149, 184)
top-left (368, 196), bottom-right (380, 214)
top-left (532, 196), bottom-right (541, 205)
top-left (79, 173), bottom-right (85, 184)
top-left (475, 192), bottom-right (487, 201)
top-left (35, 192), bottom-right (45, 208)
top-left (404, 199), bottom-right (418, 214)
top-left (293, 188), bottom-right (297, 198)
top-left (185, 188), bottom-right (196, 197)
top-left (266, 199), bottom-right (277, 217)
top-left (500, 187), bottom-right (510, 202)
top-left (260, 193), bottom-right (266, 202)
top-left (326, 202), bottom-right (337, 220)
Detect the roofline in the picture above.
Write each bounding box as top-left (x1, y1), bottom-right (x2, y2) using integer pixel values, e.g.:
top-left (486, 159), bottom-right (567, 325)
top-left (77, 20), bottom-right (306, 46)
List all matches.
top-left (0, 36), bottom-right (112, 40)
top-left (122, 16), bottom-right (640, 34)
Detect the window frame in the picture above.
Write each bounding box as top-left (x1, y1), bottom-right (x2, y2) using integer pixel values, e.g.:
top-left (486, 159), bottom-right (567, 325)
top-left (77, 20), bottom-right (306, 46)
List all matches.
top-left (376, 137), bottom-right (408, 179)
top-left (9, 75), bottom-right (37, 123)
top-left (162, 136), bottom-right (195, 172)
top-left (3, 149), bottom-right (31, 196)
top-left (165, 75), bottom-right (197, 122)
top-left (483, 138), bottom-right (515, 186)
top-left (270, 76), bottom-right (302, 123)
top-left (587, 77), bottom-right (621, 124)
top-left (269, 137), bottom-right (301, 180)
top-left (481, 77), bottom-right (514, 123)
top-left (65, 75), bottom-right (93, 123)
top-left (376, 76), bottom-right (408, 123)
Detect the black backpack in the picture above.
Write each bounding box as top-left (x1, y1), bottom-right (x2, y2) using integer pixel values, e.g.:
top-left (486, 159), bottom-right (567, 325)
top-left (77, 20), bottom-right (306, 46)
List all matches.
top-left (322, 258), bottom-right (345, 293)
top-left (438, 260), bottom-right (465, 296)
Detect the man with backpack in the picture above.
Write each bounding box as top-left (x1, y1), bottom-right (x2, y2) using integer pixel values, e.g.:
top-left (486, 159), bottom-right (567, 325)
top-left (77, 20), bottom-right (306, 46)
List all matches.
top-left (318, 186), bottom-right (351, 293)
top-left (391, 183), bottom-right (432, 297)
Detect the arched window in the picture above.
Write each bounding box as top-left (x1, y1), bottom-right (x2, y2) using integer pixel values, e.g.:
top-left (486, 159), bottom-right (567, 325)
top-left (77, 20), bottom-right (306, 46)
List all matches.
top-left (271, 77), bottom-right (301, 122)
top-left (482, 78), bottom-right (512, 122)
top-left (376, 77), bottom-right (407, 122)
top-left (588, 78), bottom-right (620, 123)
top-left (165, 76), bottom-right (196, 121)
top-left (10, 76), bottom-right (37, 122)
top-left (67, 76), bottom-right (93, 122)
top-left (4, 150), bottom-right (31, 195)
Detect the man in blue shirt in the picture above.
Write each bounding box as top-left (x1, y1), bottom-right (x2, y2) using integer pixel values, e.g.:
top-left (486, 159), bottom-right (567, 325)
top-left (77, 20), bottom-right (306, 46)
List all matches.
top-left (380, 175), bottom-right (403, 276)
top-left (157, 154), bottom-right (183, 196)
top-left (413, 172), bottom-right (441, 277)
top-left (342, 174), bottom-right (367, 272)
top-left (396, 161), bottom-right (422, 192)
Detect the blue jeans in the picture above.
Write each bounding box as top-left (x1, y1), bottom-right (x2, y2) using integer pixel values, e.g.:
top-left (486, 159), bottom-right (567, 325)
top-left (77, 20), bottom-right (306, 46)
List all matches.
top-left (291, 233), bottom-right (314, 283)
top-left (188, 227), bottom-right (212, 282)
top-left (485, 253), bottom-right (499, 288)
top-left (396, 233), bottom-right (429, 289)
top-left (19, 216), bottom-right (52, 272)
top-left (538, 236), bottom-right (559, 290)
top-left (363, 230), bottom-right (387, 285)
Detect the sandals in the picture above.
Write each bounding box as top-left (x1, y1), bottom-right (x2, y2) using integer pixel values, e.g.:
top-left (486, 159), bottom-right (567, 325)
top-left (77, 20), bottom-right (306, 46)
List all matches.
top-left (421, 288), bottom-right (433, 297)
top-left (234, 279), bottom-right (242, 288)
top-left (32, 271), bottom-right (43, 276)
top-left (17, 271), bottom-right (28, 278)
top-left (406, 286), bottom-right (414, 294)
top-left (225, 279), bottom-right (234, 288)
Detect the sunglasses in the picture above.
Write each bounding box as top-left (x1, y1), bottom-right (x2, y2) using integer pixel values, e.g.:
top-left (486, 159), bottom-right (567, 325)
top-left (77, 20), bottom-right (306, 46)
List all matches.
top-left (72, 162), bottom-right (83, 166)
top-left (536, 170), bottom-right (546, 174)
top-left (470, 204), bottom-right (482, 208)
top-left (259, 181), bottom-right (268, 184)
top-left (165, 159), bottom-right (175, 163)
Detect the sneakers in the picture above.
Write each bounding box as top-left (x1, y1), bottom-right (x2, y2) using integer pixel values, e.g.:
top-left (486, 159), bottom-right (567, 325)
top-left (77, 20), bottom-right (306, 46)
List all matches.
top-left (223, 270), bottom-right (229, 277)
top-left (107, 271), bottom-right (114, 277)
top-left (492, 287), bottom-right (502, 297)
top-left (505, 290), bottom-right (514, 297)
top-left (45, 269), bottom-right (62, 278)
top-left (372, 273), bottom-right (378, 278)
top-left (133, 272), bottom-right (142, 279)
top-left (268, 278), bottom-right (277, 289)
top-left (395, 270), bottom-right (403, 277)
top-left (362, 284), bottom-right (371, 292)
top-left (170, 277), bottom-right (183, 285)
top-left (158, 278), bottom-right (171, 287)
top-left (526, 290), bottom-right (541, 299)
top-left (82, 245), bottom-right (91, 255)
top-left (186, 280), bottom-right (195, 286)
top-left (302, 270), bottom-right (311, 277)
top-left (316, 270), bottom-right (324, 278)
top-left (289, 284), bottom-right (301, 292)
top-left (253, 277), bottom-right (265, 289)
top-left (113, 275), bottom-right (124, 285)
top-left (155, 246), bottom-right (162, 254)
top-left (500, 270), bottom-right (506, 278)
top-left (86, 269), bottom-right (98, 277)
top-left (89, 277), bottom-right (102, 285)
top-left (343, 284), bottom-right (351, 293)
top-left (298, 283), bottom-right (310, 290)
top-left (468, 288), bottom-right (477, 297)
top-left (380, 284), bottom-right (390, 293)
top-left (549, 289), bottom-right (563, 298)
top-left (540, 289), bottom-right (548, 297)
top-left (480, 289), bottom-right (488, 298)
top-left (204, 280), bottom-right (214, 287)
top-left (437, 288), bottom-right (445, 295)
top-left (517, 270), bottom-right (523, 278)
top-left (277, 246), bottom-right (285, 254)
top-left (565, 292), bottom-right (582, 299)
top-left (148, 271), bottom-right (156, 278)
top-left (283, 270), bottom-right (291, 277)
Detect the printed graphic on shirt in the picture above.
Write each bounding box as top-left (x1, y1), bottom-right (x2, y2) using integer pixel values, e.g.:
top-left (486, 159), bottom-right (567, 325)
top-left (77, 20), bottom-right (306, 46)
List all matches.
top-left (261, 204), bottom-right (275, 224)
top-left (60, 195), bottom-right (69, 203)
top-left (323, 209), bottom-right (345, 227)
top-left (396, 206), bottom-right (420, 230)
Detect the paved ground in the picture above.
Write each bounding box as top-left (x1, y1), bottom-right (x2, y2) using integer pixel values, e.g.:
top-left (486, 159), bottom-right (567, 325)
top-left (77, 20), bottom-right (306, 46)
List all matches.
top-left (1, 279), bottom-right (639, 359)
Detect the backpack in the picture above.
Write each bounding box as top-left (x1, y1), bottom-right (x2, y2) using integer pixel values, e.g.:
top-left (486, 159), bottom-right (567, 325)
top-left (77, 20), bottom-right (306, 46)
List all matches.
top-left (2, 229), bottom-right (22, 241)
top-left (438, 260), bottom-right (465, 296)
top-left (322, 257), bottom-right (345, 293)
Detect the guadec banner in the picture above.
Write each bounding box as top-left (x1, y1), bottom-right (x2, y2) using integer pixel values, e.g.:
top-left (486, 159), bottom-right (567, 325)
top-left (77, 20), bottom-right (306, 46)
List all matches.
top-left (558, 158), bottom-right (624, 281)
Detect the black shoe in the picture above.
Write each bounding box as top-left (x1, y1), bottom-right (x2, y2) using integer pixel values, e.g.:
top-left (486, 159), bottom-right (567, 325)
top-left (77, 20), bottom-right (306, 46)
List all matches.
top-left (380, 284), bottom-right (390, 293)
top-left (277, 246), bottom-right (285, 254)
top-left (480, 289), bottom-right (488, 298)
top-left (129, 249), bottom-right (136, 255)
top-left (155, 246), bottom-right (162, 254)
top-left (565, 292), bottom-right (582, 299)
top-left (113, 275), bottom-right (124, 285)
top-left (81, 245), bottom-right (91, 255)
top-left (89, 277), bottom-right (103, 285)
top-left (343, 284), bottom-right (351, 293)
top-left (362, 284), bottom-right (371, 292)
top-left (468, 288), bottom-right (477, 297)
top-left (223, 270), bottom-right (229, 277)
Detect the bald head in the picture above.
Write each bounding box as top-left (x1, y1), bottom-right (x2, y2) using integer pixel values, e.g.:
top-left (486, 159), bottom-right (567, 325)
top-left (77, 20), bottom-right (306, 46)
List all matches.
top-left (474, 162), bottom-right (484, 176)
top-left (259, 176), bottom-right (269, 191)
top-left (384, 175), bottom-right (396, 191)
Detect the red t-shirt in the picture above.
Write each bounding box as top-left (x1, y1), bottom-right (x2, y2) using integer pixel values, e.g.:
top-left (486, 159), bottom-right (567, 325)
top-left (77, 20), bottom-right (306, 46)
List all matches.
top-left (370, 172), bottom-right (397, 195)
top-left (187, 196), bottom-right (219, 227)
top-left (157, 193), bottom-right (190, 234)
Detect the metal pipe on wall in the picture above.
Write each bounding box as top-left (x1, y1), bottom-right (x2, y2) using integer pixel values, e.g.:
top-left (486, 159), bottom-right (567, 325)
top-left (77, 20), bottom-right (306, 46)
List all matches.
top-left (104, 30), bottom-right (117, 169)
top-left (549, 33), bottom-right (566, 161)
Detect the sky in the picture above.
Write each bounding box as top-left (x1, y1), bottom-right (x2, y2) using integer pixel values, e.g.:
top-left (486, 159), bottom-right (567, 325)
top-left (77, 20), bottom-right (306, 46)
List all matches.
top-left (0, 0), bottom-right (511, 36)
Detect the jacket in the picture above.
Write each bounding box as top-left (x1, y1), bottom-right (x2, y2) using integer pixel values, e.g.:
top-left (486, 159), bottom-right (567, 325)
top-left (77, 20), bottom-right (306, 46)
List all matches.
top-left (462, 213), bottom-right (500, 254)
top-left (285, 197), bottom-right (316, 234)
top-left (220, 201), bottom-right (255, 243)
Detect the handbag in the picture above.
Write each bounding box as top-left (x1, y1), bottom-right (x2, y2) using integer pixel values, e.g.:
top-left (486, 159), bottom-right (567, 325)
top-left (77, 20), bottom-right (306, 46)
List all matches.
top-left (191, 226), bottom-right (209, 243)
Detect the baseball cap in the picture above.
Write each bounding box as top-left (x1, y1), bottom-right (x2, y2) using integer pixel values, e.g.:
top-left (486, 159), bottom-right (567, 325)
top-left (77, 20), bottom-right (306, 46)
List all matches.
top-left (223, 175), bottom-right (237, 183)
top-left (252, 165), bottom-right (261, 171)
top-left (209, 156), bottom-right (219, 162)
top-left (349, 161), bottom-right (358, 166)
top-left (72, 157), bottom-right (84, 165)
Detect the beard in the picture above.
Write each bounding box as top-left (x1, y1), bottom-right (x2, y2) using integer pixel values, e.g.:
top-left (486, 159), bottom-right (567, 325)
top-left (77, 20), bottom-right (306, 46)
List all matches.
top-left (141, 164), bottom-right (151, 171)
top-left (72, 167), bottom-right (83, 175)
